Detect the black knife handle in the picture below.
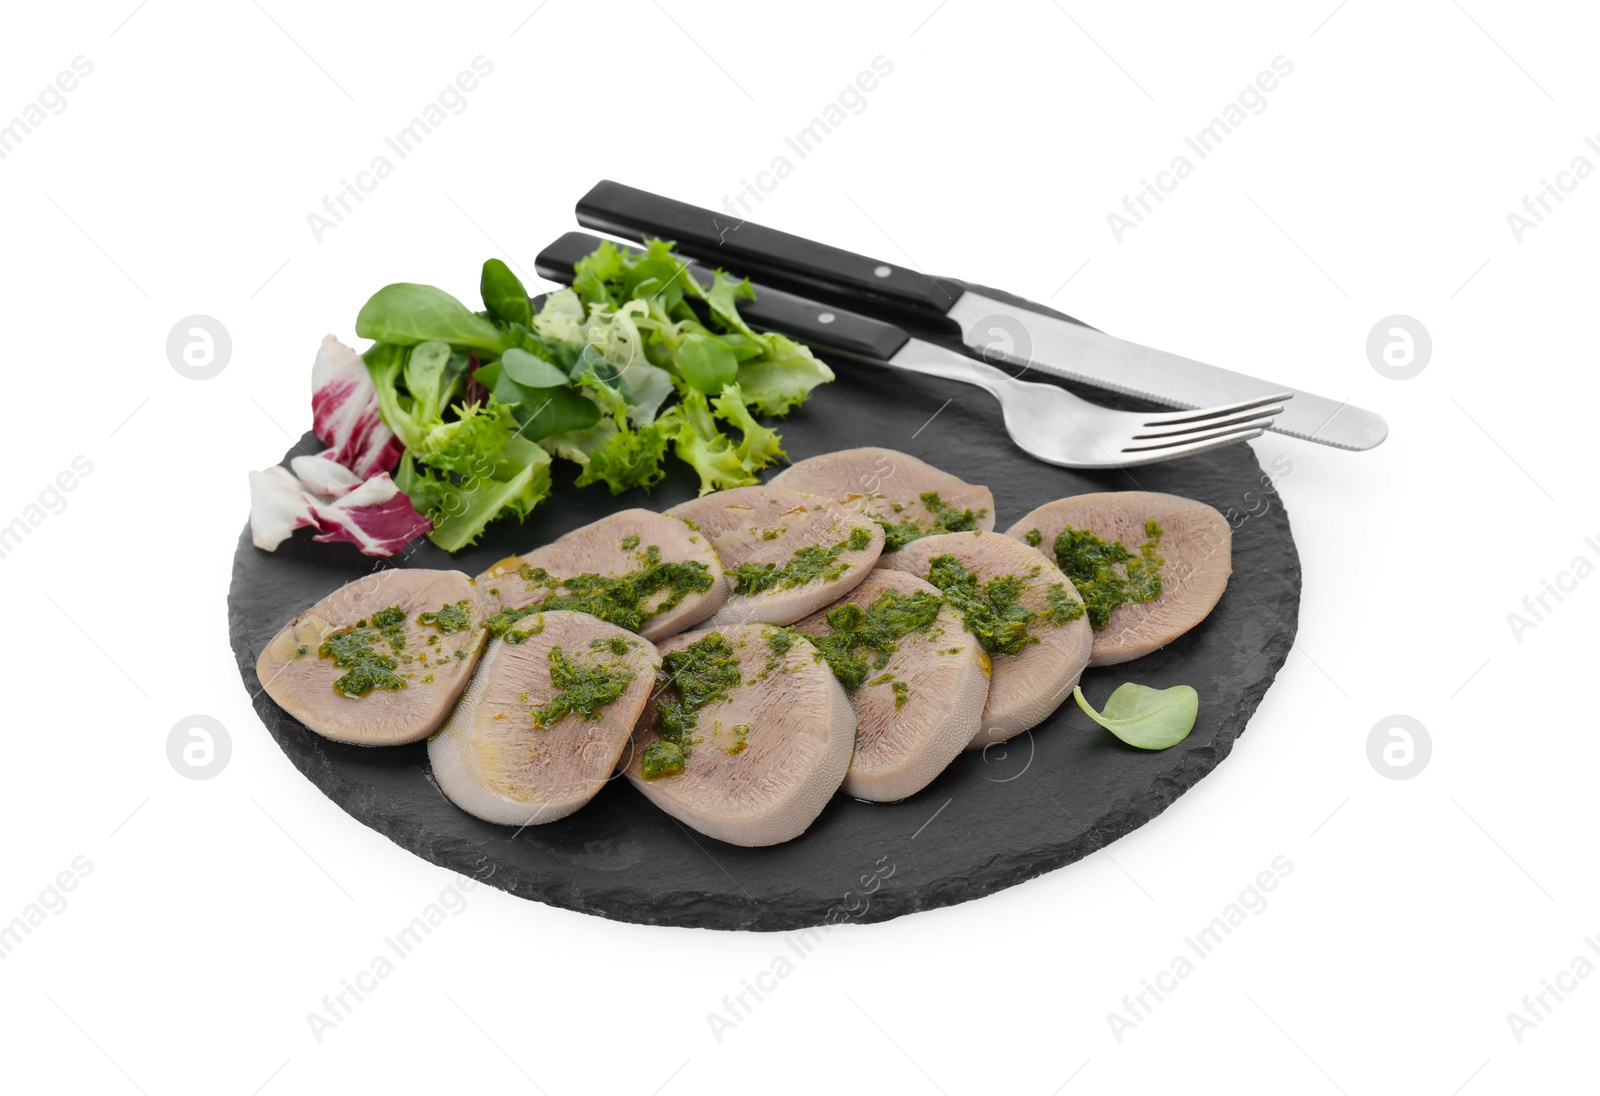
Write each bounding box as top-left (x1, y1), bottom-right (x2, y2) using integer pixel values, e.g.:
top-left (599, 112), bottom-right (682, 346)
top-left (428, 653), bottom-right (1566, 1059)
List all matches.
top-left (575, 180), bottom-right (958, 323)
top-left (534, 232), bottom-right (911, 363)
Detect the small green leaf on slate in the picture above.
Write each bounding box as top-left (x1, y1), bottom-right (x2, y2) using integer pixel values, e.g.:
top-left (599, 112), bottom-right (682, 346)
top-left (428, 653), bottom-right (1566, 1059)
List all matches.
top-left (1072, 682), bottom-right (1198, 750)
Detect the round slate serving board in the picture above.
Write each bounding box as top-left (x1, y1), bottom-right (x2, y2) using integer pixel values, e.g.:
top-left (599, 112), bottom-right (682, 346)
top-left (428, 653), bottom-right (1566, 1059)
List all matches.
top-left (228, 283), bottom-right (1301, 931)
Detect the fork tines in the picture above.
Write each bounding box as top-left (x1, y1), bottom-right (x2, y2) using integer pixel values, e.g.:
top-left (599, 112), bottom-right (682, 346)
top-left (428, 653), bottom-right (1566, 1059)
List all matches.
top-left (1120, 392), bottom-right (1290, 458)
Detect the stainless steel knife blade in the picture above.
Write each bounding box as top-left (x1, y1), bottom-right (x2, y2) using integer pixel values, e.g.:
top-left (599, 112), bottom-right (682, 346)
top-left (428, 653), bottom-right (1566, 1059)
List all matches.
top-left (947, 292), bottom-right (1387, 451)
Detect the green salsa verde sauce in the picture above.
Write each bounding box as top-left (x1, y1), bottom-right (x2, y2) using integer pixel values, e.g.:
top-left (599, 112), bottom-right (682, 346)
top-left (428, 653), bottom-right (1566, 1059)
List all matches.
top-left (809, 589), bottom-right (943, 691)
top-left (591, 635), bottom-right (631, 656)
top-left (923, 555), bottom-right (1043, 657)
top-left (1045, 519), bottom-right (1165, 629)
top-left (732, 527), bottom-right (873, 595)
top-left (486, 607), bottom-right (546, 644)
top-left (486, 550), bottom-right (714, 639)
top-left (641, 632), bottom-right (743, 781)
top-left (1046, 582), bottom-right (1085, 626)
top-left (318, 605), bottom-right (409, 696)
top-left (530, 646), bottom-right (635, 728)
top-left (877, 491), bottom-right (987, 551)
top-left (419, 600), bottom-right (472, 634)
top-left (761, 628), bottom-right (797, 678)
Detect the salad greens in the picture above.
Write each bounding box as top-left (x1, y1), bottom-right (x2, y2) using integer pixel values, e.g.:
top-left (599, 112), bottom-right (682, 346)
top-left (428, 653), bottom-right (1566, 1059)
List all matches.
top-left (1072, 683), bottom-right (1198, 750)
top-left (354, 239), bottom-right (834, 552)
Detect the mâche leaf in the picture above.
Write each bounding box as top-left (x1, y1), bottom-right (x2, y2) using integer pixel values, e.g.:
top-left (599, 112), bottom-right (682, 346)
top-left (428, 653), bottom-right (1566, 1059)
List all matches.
top-left (403, 340), bottom-right (455, 424)
top-left (492, 370), bottom-right (602, 439)
top-left (499, 347), bottom-right (570, 389)
top-left (677, 331), bottom-right (739, 394)
top-left (1073, 683), bottom-right (1198, 750)
top-left (480, 258), bottom-right (532, 329)
top-left (356, 282), bottom-right (512, 353)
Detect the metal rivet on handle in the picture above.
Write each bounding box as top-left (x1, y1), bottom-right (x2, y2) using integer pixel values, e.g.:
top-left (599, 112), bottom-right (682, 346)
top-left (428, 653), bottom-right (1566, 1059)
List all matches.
top-left (817, 312), bottom-right (836, 324)
top-left (873, 265), bottom-right (891, 278)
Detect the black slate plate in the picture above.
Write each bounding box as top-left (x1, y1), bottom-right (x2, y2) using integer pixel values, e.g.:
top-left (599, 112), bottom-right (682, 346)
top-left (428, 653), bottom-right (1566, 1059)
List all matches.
top-left (228, 282), bottom-right (1301, 931)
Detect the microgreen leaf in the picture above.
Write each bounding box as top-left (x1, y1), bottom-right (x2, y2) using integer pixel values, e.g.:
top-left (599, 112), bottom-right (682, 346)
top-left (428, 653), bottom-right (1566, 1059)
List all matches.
top-left (1072, 683), bottom-right (1198, 750)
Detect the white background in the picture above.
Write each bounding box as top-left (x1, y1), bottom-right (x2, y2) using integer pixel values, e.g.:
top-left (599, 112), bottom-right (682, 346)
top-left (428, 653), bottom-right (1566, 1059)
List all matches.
top-left (1, 1), bottom-right (1594, 1093)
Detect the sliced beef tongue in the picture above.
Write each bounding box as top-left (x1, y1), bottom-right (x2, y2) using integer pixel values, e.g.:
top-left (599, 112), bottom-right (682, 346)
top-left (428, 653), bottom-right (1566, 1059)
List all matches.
top-left (476, 508), bottom-right (728, 642)
top-left (769, 446), bottom-right (994, 558)
top-left (429, 611), bottom-right (661, 826)
top-left (620, 622), bottom-right (856, 847)
top-left (666, 486), bottom-right (883, 627)
top-left (1005, 492), bottom-right (1232, 667)
top-left (883, 531), bottom-right (1092, 749)
top-left (256, 568), bottom-right (489, 746)
top-left (793, 569), bottom-right (988, 803)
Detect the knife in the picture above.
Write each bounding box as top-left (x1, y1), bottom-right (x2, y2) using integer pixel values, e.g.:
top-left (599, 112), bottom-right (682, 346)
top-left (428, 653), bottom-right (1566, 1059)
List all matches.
top-left (573, 180), bottom-right (1387, 451)
top-left (536, 231), bottom-right (1284, 470)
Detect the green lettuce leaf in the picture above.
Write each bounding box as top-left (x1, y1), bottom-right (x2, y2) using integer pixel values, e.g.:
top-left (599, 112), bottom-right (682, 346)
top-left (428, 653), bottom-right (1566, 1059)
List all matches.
top-left (1073, 683), bottom-right (1198, 750)
top-left (414, 400), bottom-right (519, 475)
top-left (558, 360), bottom-right (674, 495)
top-left (575, 420), bottom-right (674, 495)
top-left (403, 340), bottom-right (457, 425)
top-left (532, 288), bottom-right (586, 344)
top-left (660, 385), bottom-right (787, 496)
top-left (704, 271), bottom-right (761, 342)
top-left (363, 343), bottom-right (425, 451)
top-left (421, 439), bottom-right (552, 552)
top-left (735, 334), bottom-right (835, 416)
top-left (492, 369), bottom-right (602, 439)
top-left (500, 347), bottom-right (569, 389)
top-left (677, 330), bottom-right (740, 394)
top-left (662, 390), bottom-right (753, 496)
top-left (712, 383), bottom-right (786, 472)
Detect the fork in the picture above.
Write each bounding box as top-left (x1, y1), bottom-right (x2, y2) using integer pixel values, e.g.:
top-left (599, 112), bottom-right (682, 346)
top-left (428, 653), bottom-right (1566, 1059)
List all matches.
top-left (883, 339), bottom-right (1287, 468)
top-left (534, 232), bottom-right (1285, 469)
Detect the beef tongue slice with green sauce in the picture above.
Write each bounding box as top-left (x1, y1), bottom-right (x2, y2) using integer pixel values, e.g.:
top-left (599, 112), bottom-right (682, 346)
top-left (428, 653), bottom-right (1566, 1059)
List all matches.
top-left (620, 623), bottom-right (856, 847)
top-left (665, 486), bottom-right (883, 627)
top-left (793, 569), bottom-right (989, 802)
top-left (769, 446), bottom-right (994, 557)
top-left (256, 568), bottom-right (489, 746)
top-left (428, 611), bottom-right (661, 826)
top-left (475, 509), bottom-right (727, 643)
top-left (883, 531), bottom-right (1091, 748)
top-left (1005, 492), bottom-right (1231, 667)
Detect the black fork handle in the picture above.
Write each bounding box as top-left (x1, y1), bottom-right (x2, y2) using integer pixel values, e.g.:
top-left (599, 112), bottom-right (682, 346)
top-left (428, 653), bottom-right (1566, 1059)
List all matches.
top-left (535, 232), bottom-right (912, 364)
top-left (574, 180), bottom-right (961, 325)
